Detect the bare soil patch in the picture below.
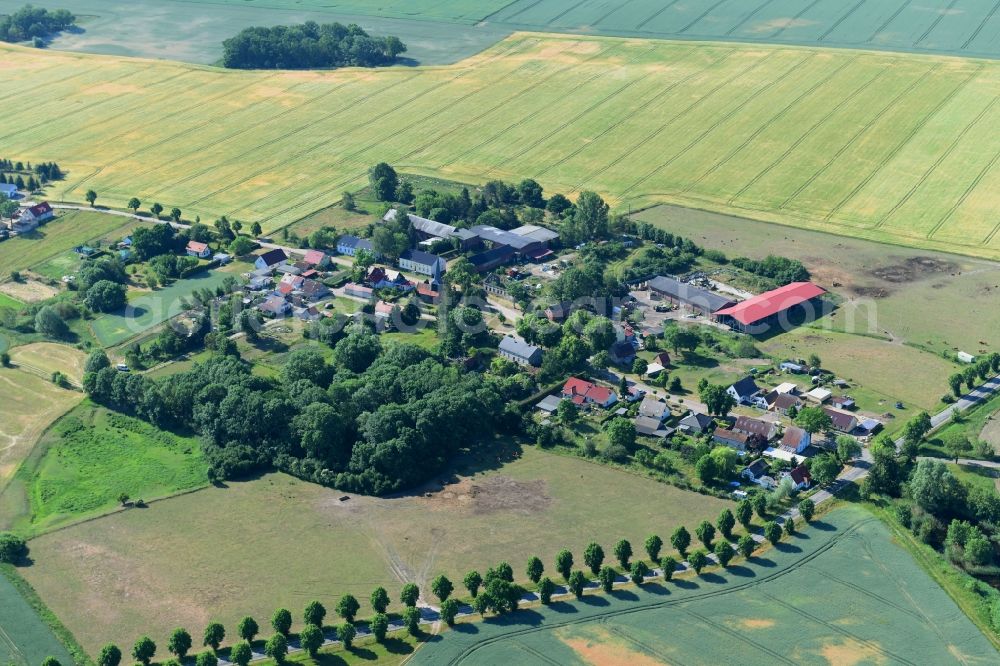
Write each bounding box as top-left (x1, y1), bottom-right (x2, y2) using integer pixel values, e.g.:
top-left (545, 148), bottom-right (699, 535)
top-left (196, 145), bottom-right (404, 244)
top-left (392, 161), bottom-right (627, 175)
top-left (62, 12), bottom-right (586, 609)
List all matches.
top-left (561, 629), bottom-right (664, 666)
top-left (0, 279), bottom-right (59, 302)
top-left (428, 475), bottom-right (551, 516)
top-left (739, 618), bottom-right (776, 629)
top-left (819, 638), bottom-right (888, 665)
top-left (869, 256), bottom-right (958, 284)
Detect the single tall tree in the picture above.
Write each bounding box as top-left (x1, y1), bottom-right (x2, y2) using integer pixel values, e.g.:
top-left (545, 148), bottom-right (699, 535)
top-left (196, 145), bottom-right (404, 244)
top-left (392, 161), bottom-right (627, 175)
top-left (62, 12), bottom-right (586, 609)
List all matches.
top-left (203, 622), bottom-right (225, 651)
top-left (671, 525), bottom-right (691, 558)
top-left (644, 534), bottom-right (663, 564)
top-left (304, 600), bottom-right (326, 627)
top-left (167, 629), bottom-right (192, 660)
top-left (613, 539), bottom-right (632, 568)
top-left (371, 587), bottom-right (390, 613)
top-left (556, 549), bottom-right (574, 581)
top-left (695, 520), bottom-right (716, 549)
top-left (463, 571), bottom-right (483, 598)
top-left (526, 556), bottom-right (544, 584)
top-left (236, 616), bottom-right (258, 642)
top-left (431, 574), bottom-right (454, 602)
top-left (271, 608), bottom-right (292, 636)
top-left (717, 508), bottom-right (736, 540)
top-left (583, 542), bottom-right (604, 575)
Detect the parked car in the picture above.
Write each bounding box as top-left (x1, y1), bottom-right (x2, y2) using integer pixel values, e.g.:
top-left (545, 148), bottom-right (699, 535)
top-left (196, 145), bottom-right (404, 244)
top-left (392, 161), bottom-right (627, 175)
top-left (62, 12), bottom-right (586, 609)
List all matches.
top-left (116, 364), bottom-right (129, 372)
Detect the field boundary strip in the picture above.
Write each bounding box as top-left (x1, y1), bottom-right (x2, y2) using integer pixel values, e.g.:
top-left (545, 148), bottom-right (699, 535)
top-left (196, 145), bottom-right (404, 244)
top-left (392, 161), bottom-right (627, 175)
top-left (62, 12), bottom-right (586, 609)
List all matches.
top-left (817, 0), bottom-right (867, 42)
top-left (17, 68), bottom-right (204, 155)
top-left (757, 589), bottom-right (918, 665)
top-left (680, 54), bottom-right (862, 195)
top-left (603, 625), bottom-right (676, 664)
top-left (143, 75), bottom-right (374, 193)
top-left (0, 68), bottom-right (149, 143)
top-left (871, 94), bottom-right (1000, 230)
top-left (827, 62), bottom-right (985, 225)
top-left (63, 73), bottom-right (286, 197)
top-left (635, 0), bottom-right (682, 31)
top-left (183, 37), bottom-right (536, 210)
top-left (439, 518), bottom-right (878, 664)
top-left (768, 0), bottom-right (823, 41)
top-left (857, 527), bottom-right (957, 650)
top-left (561, 47), bottom-right (786, 190)
top-left (726, 63), bottom-right (887, 205)
top-left (961, 0), bottom-right (1000, 50)
top-left (932, 145), bottom-right (1000, 242)
top-left (677, 0), bottom-right (732, 35)
top-left (725, 0), bottom-right (778, 36)
top-left (394, 41), bottom-right (635, 169)
top-left (429, 41), bottom-right (656, 172)
top-left (915, 0), bottom-right (960, 47)
top-left (865, 0), bottom-right (912, 43)
top-left (526, 46), bottom-right (737, 180)
top-left (616, 51), bottom-right (815, 197)
top-left (776, 63), bottom-right (940, 211)
top-left (681, 605), bottom-right (798, 665)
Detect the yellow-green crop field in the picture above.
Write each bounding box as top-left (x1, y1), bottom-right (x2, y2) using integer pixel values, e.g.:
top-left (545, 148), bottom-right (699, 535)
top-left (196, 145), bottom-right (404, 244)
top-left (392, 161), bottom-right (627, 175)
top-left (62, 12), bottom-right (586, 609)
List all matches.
top-left (5, 34), bottom-right (1000, 258)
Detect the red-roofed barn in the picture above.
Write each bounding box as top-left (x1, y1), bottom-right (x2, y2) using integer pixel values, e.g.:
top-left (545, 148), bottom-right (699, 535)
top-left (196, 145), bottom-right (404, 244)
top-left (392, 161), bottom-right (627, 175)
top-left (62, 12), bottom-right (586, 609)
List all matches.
top-left (714, 282), bottom-right (826, 334)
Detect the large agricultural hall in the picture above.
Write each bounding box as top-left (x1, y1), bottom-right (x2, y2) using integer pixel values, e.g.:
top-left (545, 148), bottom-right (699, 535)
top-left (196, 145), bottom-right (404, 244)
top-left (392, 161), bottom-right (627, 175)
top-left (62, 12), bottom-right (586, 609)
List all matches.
top-left (713, 282), bottom-right (827, 334)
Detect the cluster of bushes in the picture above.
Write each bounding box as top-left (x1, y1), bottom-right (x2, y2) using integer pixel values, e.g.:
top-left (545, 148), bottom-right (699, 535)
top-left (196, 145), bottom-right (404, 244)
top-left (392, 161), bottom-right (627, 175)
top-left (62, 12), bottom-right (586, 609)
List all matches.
top-left (730, 255), bottom-right (810, 287)
top-left (0, 5), bottom-right (75, 43)
top-left (222, 22), bottom-right (406, 70)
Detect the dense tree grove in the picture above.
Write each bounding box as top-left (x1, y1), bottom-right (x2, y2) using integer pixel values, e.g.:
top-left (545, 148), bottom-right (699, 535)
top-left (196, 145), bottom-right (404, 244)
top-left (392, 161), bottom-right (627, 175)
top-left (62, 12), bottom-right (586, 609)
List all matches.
top-left (84, 338), bottom-right (508, 495)
top-left (0, 5), bottom-right (76, 42)
top-left (730, 255), bottom-right (810, 286)
top-left (222, 22), bottom-right (406, 69)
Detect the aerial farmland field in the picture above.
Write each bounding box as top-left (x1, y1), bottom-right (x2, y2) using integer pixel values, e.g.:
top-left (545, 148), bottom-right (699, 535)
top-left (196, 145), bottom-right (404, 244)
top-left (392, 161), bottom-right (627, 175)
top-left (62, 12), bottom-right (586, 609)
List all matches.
top-left (19, 447), bottom-right (730, 653)
top-left (6, 36), bottom-right (1000, 259)
top-left (9, 0), bottom-right (1000, 64)
top-left (410, 506), bottom-right (1000, 665)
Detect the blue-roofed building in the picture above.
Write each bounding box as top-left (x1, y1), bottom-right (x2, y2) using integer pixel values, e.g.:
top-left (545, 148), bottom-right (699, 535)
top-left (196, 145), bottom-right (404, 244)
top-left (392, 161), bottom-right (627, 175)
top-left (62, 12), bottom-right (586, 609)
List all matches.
top-left (337, 234), bottom-right (376, 257)
top-left (498, 335), bottom-right (543, 367)
top-left (399, 248), bottom-right (445, 278)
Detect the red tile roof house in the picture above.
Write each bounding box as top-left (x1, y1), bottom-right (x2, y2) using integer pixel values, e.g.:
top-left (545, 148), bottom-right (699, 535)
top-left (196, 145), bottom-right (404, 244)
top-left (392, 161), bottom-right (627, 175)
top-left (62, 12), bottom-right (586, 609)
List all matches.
top-left (302, 249), bottom-right (329, 268)
top-left (561, 377), bottom-right (618, 409)
top-left (186, 241), bottom-right (211, 259)
top-left (13, 201), bottom-right (54, 231)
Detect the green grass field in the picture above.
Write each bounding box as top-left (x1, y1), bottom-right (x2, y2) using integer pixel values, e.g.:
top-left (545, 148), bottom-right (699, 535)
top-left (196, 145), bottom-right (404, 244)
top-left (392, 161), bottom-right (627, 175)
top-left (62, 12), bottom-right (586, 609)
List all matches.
top-left (0, 0), bottom-right (512, 65)
top-left (8, 0), bottom-right (1000, 65)
top-left (0, 210), bottom-right (135, 280)
top-left (0, 291), bottom-right (24, 309)
top-left (90, 268), bottom-right (236, 346)
top-left (410, 505), bottom-right (999, 665)
top-left (0, 567), bottom-right (74, 666)
top-left (636, 204), bottom-right (1000, 356)
top-left (3, 403), bottom-right (208, 535)
top-left (20, 446), bottom-right (730, 653)
top-left (6, 36), bottom-right (1000, 258)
